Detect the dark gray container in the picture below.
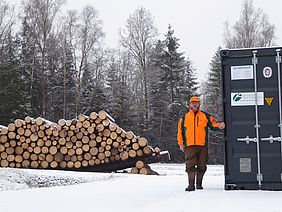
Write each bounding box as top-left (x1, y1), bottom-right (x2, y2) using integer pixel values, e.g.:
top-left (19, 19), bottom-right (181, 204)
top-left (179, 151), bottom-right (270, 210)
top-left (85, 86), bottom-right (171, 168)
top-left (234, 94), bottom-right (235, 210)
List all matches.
top-left (221, 47), bottom-right (282, 190)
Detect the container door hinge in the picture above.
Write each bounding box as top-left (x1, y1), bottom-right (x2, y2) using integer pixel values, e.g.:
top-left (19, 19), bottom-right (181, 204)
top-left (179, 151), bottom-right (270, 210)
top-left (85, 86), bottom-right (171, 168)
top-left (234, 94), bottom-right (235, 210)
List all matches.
top-left (276, 55), bottom-right (281, 63)
top-left (257, 173), bottom-right (263, 182)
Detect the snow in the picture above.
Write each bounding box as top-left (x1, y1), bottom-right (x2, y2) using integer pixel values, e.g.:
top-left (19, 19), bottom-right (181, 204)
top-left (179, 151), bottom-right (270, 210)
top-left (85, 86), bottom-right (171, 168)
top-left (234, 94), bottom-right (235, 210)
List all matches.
top-left (0, 164), bottom-right (282, 212)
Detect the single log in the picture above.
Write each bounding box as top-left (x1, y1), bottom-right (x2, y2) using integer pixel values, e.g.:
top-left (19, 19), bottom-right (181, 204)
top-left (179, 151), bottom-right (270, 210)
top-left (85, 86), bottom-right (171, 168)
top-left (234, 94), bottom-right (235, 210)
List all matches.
top-left (96, 124), bottom-right (104, 132)
top-left (125, 131), bottom-right (134, 139)
top-left (0, 135), bottom-right (8, 143)
top-left (78, 114), bottom-right (87, 122)
top-left (0, 144), bottom-right (5, 152)
top-left (46, 154), bottom-right (54, 163)
top-left (38, 154), bottom-right (46, 161)
top-left (98, 110), bottom-right (107, 120)
top-left (67, 161), bottom-right (74, 168)
top-left (30, 153), bottom-right (38, 161)
top-left (6, 147), bottom-right (14, 155)
top-left (23, 151), bottom-right (30, 160)
top-left (82, 144), bottom-right (90, 152)
top-left (155, 147), bottom-right (161, 154)
top-left (98, 110), bottom-right (115, 123)
top-left (15, 146), bottom-right (24, 155)
top-left (8, 123), bottom-right (16, 132)
top-left (74, 161), bottom-right (81, 168)
top-left (50, 161), bottom-right (58, 168)
top-left (0, 126), bottom-right (8, 135)
top-left (120, 151), bottom-right (129, 161)
top-left (82, 160), bottom-right (89, 167)
top-left (90, 147), bottom-right (99, 156)
top-left (129, 149), bottom-right (137, 158)
top-left (15, 155), bottom-right (23, 163)
top-left (87, 126), bottom-right (95, 134)
top-left (30, 134), bottom-right (38, 142)
top-left (104, 150), bottom-right (111, 158)
top-left (102, 119), bottom-right (110, 127)
top-left (132, 143), bottom-right (140, 150)
top-left (139, 167), bottom-right (150, 175)
top-left (54, 153), bottom-right (63, 162)
top-left (24, 129), bottom-right (32, 137)
top-left (65, 120), bottom-right (72, 127)
top-left (22, 160), bottom-right (30, 168)
top-left (82, 136), bottom-right (89, 144)
top-left (42, 146), bottom-right (49, 154)
top-left (82, 120), bottom-right (90, 128)
top-left (17, 128), bottom-right (25, 136)
top-left (103, 129), bottom-right (111, 137)
top-left (111, 148), bottom-right (119, 156)
top-left (58, 119), bottom-right (66, 126)
top-left (109, 123), bottom-right (117, 131)
top-left (136, 160), bottom-right (145, 169)
top-left (131, 167), bottom-right (139, 174)
top-left (60, 161), bottom-right (67, 169)
top-left (138, 137), bottom-right (148, 147)
top-left (1, 159), bottom-right (8, 167)
top-left (76, 148), bottom-right (83, 155)
top-left (41, 161), bottom-right (49, 168)
top-left (90, 112), bottom-right (98, 120)
top-left (14, 119), bottom-right (24, 128)
top-left (7, 155), bottom-right (15, 162)
top-left (110, 132), bottom-right (117, 140)
top-left (143, 146), bottom-right (153, 155)
top-left (60, 146), bottom-right (68, 154)
top-left (8, 132), bottom-right (16, 139)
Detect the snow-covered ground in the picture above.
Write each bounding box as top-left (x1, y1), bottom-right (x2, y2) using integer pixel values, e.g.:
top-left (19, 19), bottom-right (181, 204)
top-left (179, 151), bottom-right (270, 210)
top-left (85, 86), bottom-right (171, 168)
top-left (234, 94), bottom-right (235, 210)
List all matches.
top-left (0, 164), bottom-right (281, 212)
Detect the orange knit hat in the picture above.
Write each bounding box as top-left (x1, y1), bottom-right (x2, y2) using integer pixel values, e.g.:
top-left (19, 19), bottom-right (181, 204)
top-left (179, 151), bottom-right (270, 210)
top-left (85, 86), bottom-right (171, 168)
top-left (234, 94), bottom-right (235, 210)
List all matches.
top-left (189, 96), bottom-right (200, 103)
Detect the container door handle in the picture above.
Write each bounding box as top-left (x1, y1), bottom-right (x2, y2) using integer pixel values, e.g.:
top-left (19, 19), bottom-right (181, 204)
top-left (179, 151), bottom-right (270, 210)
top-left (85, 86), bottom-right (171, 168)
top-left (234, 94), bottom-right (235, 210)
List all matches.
top-left (261, 135), bottom-right (282, 143)
top-left (237, 136), bottom-right (257, 144)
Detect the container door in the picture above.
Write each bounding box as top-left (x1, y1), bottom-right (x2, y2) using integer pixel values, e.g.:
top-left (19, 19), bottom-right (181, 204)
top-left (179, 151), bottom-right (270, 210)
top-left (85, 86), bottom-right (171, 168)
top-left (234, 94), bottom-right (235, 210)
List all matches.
top-left (258, 50), bottom-right (282, 190)
top-left (222, 47), bottom-right (282, 190)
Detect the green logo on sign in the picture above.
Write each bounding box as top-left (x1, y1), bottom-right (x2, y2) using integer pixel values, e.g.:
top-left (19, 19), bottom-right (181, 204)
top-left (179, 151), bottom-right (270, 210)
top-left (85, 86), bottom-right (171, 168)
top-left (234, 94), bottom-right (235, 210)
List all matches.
top-left (233, 93), bottom-right (242, 102)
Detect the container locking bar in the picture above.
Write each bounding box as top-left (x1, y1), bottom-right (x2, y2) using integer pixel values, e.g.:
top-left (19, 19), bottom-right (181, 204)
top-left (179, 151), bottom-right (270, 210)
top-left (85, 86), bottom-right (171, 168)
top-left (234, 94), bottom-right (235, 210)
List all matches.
top-left (276, 49), bottom-right (282, 165)
top-left (261, 135), bottom-right (282, 143)
top-left (253, 50), bottom-right (262, 188)
top-left (237, 136), bottom-right (257, 144)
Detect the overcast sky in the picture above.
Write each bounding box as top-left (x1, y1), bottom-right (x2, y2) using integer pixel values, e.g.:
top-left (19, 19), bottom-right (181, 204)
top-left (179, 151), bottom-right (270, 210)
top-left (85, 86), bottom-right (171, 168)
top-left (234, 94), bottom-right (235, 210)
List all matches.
top-left (11, 0), bottom-right (282, 82)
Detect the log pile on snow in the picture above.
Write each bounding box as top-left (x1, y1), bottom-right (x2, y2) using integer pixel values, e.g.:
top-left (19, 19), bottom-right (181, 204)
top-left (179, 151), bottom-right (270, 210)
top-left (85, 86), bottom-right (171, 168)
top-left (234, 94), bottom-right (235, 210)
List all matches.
top-left (0, 111), bottom-right (162, 170)
top-left (131, 160), bottom-right (159, 175)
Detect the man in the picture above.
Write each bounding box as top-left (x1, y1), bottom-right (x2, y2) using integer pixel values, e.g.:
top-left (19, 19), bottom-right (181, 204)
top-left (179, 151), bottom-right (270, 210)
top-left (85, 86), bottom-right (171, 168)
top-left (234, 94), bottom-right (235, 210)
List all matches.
top-left (177, 96), bottom-right (225, 192)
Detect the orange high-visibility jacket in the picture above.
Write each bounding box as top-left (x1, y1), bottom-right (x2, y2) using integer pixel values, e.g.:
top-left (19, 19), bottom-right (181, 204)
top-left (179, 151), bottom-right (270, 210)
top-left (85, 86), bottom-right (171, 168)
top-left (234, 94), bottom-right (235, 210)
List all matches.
top-left (177, 110), bottom-right (220, 146)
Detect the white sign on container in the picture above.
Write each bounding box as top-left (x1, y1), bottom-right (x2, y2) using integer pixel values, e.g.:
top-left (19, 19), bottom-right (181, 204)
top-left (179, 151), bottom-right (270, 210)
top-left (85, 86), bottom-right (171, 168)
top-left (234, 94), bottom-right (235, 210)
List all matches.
top-left (231, 65), bottom-right (254, 80)
top-left (231, 92), bottom-right (264, 106)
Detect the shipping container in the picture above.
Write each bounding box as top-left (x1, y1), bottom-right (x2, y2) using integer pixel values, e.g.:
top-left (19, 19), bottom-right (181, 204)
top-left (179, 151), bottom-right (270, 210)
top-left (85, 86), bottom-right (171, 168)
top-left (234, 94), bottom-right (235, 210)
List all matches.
top-left (221, 47), bottom-right (282, 190)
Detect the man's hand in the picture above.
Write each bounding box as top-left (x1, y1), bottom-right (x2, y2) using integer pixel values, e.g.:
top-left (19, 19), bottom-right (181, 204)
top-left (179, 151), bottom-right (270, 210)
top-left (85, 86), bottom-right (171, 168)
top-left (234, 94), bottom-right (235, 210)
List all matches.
top-left (179, 145), bottom-right (185, 152)
top-left (218, 122), bottom-right (225, 129)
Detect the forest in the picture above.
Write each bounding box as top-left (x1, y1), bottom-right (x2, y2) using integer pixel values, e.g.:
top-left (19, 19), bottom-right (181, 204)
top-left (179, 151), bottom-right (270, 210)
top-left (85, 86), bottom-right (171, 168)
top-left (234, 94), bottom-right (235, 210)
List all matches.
top-left (0, 0), bottom-right (276, 163)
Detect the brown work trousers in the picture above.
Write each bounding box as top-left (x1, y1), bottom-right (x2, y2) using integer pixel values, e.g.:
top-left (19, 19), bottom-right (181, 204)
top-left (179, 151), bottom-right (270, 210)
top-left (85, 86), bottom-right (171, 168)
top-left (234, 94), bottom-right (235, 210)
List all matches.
top-left (184, 145), bottom-right (208, 182)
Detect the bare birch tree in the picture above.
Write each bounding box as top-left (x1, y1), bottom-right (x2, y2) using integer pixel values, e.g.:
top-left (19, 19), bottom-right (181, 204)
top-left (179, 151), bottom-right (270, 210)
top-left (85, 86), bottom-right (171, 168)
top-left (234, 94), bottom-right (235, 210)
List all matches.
top-left (224, 0), bottom-right (275, 48)
top-left (22, 0), bottom-right (65, 117)
top-left (75, 5), bottom-right (104, 115)
top-left (119, 7), bottom-right (157, 120)
top-left (0, 0), bottom-right (14, 43)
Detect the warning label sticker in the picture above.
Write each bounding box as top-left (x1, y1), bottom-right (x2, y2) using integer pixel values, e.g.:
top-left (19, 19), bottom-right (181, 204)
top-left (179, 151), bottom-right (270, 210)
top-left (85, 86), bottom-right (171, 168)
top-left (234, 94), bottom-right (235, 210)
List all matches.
top-left (231, 92), bottom-right (264, 106)
top-left (265, 97), bottom-right (274, 106)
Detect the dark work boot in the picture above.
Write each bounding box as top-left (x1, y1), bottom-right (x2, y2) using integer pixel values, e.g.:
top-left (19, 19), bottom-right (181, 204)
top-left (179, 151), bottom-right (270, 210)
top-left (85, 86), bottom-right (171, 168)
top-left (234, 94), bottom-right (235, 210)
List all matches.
top-left (196, 182), bottom-right (203, 190)
top-left (196, 178), bottom-right (203, 190)
top-left (185, 179), bottom-right (195, 192)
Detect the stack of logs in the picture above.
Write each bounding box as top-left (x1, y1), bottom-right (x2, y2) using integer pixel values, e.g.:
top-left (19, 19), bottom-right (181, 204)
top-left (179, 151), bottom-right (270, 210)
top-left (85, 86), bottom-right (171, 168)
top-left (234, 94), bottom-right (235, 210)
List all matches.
top-left (0, 111), bottom-right (158, 170)
top-left (131, 160), bottom-right (159, 175)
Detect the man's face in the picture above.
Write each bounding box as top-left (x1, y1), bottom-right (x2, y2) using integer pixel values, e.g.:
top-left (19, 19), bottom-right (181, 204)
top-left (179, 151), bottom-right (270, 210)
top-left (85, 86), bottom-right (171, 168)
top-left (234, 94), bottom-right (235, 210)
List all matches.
top-left (190, 101), bottom-right (200, 112)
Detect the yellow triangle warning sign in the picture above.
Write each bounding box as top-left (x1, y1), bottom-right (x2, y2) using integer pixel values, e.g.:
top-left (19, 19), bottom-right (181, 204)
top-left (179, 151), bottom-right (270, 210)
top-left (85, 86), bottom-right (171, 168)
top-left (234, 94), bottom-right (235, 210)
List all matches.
top-left (265, 97), bottom-right (273, 106)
